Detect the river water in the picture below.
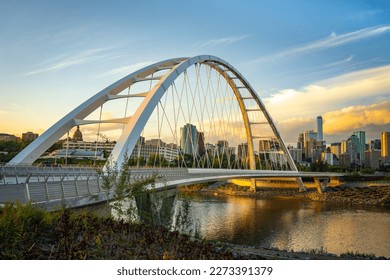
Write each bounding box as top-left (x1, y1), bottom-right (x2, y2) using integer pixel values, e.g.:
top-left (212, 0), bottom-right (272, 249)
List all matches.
top-left (177, 193), bottom-right (390, 258)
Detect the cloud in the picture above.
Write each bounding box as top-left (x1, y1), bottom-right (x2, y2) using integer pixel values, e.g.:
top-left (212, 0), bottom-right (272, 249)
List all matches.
top-left (274, 102), bottom-right (390, 143)
top-left (262, 64), bottom-right (390, 142)
top-left (323, 101), bottom-right (390, 134)
top-left (350, 9), bottom-right (383, 21)
top-left (278, 117), bottom-right (314, 127)
top-left (276, 117), bottom-right (315, 143)
top-left (253, 25), bottom-right (390, 62)
top-left (266, 89), bottom-right (299, 104)
top-left (324, 55), bottom-right (354, 68)
top-left (194, 35), bottom-right (249, 48)
top-left (25, 48), bottom-right (114, 75)
top-left (264, 64), bottom-right (390, 121)
top-left (99, 61), bottom-right (153, 77)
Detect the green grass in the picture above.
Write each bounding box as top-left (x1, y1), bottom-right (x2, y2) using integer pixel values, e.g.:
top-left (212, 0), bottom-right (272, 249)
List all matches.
top-left (0, 203), bottom-right (241, 260)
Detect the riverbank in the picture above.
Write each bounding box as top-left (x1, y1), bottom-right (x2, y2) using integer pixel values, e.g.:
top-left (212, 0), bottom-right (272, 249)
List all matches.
top-left (181, 183), bottom-right (390, 207)
top-left (0, 202), bottom-right (329, 260)
top-left (1, 203), bottom-right (388, 260)
top-left (227, 244), bottom-right (386, 260)
top-left (0, 203), bottom-right (238, 260)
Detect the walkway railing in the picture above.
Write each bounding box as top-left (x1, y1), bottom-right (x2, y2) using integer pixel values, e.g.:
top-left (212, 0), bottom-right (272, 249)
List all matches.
top-left (0, 165), bottom-right (352, 210)
top-left (0, 166), bottom-right (103, 205)
top-left (0, 166), bottom-right (190, 206)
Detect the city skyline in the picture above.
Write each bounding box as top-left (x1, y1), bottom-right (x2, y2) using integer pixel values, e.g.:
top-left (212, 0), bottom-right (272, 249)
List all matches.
top-left (0, 1), bottom-right (389, 144)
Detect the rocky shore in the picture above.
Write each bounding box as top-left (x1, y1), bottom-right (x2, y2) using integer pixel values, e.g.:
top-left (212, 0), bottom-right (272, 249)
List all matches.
top-left (181, 183), bottom-right (390, 207)
top-left (306, 185), bottom-right (390, 206)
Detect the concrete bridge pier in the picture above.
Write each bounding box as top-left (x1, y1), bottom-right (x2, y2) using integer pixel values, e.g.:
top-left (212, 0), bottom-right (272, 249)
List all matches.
top-left (296, 177), bottom-right (307, 192)
top-left (314, 177), bottom-right (329, 193)
top-left (250, 178), bottom-right (257, 192)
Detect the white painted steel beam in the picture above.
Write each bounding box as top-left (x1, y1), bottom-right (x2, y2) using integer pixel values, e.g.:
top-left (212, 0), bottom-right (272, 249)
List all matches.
top-left (107, 92), bottom-right (149, 100)
top-left (8, 54), bottom-right (302, 188)
top-left (73, 117), bottom-right (132, 126)
top-left (8, 57), bottom-right (187, 165)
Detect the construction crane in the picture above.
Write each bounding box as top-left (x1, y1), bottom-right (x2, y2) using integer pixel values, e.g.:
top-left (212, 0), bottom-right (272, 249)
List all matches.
top-left (97, 133), bottom-right (109, 143)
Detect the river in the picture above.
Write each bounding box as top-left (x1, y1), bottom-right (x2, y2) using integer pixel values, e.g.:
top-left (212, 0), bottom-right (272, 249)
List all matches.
top-left (176, 192), bottom-right (390, 258)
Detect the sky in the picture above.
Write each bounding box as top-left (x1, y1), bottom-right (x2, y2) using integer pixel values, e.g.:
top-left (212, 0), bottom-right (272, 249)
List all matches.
top-left (0, 0), bottom-right (389, 145)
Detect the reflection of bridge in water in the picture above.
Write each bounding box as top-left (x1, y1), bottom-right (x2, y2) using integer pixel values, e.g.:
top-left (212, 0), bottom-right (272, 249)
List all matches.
top-left (2, 55), bottom-right (343, 210)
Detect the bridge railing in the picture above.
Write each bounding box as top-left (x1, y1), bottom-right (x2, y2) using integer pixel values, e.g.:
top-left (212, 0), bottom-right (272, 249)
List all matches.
top-left (0, 165), bottom-right (99, 184)
top-left (0, 166), bottom-right (103, 205)
top-left (0, 167), bottom-right (191, 205)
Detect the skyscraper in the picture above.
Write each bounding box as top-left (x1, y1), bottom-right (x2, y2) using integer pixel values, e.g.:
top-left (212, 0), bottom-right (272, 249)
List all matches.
top-left (370, 139), bottom-right (381, 150)
top-left (365, 149), bottom-right (381, 169)
top-left (341, 140), bottom-right (347, 154)
top-left (180, 123), bottom-right (198, 155)
top-left (297, 133), bottom-right (304, 150)
top-left (303, 130), bottom-right (317, 161)
top-left (346, 134), bottom-right (359, 164)
top-left (197, 132), bottom-right (205, 156)
top-left (330, 142), bottom-right (341, 158)
top-left (381, 132), bottom-right (390, 162)
top-left (238, 143), bottom-right (248, 159)
top-left (353, 130), bottom-right (366, 161)
top-left (317, 116), bottom-right (323, 141)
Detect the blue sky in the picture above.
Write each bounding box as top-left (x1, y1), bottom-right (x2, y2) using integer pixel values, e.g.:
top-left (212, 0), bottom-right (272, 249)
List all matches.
top-left (0, 0), bottom-right (389, 144)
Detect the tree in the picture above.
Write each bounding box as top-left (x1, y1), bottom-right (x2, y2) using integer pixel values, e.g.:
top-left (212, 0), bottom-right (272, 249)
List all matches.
top-left (310, 159), bottom-right (329, 172)
top-left (147, 154), bottom-right (168, 167)
top-left (47, 141), bottom-right (63, 153)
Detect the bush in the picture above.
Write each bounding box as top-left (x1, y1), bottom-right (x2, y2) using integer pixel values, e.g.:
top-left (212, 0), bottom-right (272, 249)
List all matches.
top-left (0, 203), bottom-right (54, 259)
top-left (0, 203), bottom-right (238, 260)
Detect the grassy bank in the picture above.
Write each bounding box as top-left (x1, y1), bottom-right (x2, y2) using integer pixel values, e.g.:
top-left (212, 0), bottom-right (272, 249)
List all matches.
top-left (0, 203), bottom-right (253, 260)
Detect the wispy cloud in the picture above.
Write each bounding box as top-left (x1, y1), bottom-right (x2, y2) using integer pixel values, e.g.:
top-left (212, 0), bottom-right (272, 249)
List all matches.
top-left (324, 55), bottom-right (354, 68)
top-left (253, 25), bottom-right (390, 62)
top-left (194, 35), bottom-right (249, 48)
top-left (25, 48), bottom-right (114, 75)
top-left (98, 61), bottom-right (153, 78)
top-left (350, 9), bottom-right (383, 21)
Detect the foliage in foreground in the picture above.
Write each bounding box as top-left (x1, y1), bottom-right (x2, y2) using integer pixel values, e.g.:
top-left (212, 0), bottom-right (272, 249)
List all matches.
top-left (0, 203), bottom-right (238, 260)
top-left (339, 251), bottom-right (378, 260)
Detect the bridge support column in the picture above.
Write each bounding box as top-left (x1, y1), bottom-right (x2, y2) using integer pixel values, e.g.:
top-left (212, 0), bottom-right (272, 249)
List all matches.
top-left (296, 177), bottom-right (307, 192)
top-left (250, 178), bottom-right (257, 192)
top-left (314, 177), bottom-right (329, 193)
top-left (25, 173), bottom-right (32, 202)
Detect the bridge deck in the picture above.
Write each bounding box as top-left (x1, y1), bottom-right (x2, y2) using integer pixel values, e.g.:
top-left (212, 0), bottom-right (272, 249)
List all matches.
top-left (0, 166), bottom-right (343, 210)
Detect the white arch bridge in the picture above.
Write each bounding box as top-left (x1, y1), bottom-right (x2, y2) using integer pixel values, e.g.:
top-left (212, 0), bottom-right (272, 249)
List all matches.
top-left (2, 55), bottom-right (341, 210)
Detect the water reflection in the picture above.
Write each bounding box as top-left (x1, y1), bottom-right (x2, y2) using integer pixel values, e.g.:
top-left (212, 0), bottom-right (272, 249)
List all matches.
top-left (110, 188), bottom-right (178, 227)
top-left (180, 193), bottom-right (390, 258)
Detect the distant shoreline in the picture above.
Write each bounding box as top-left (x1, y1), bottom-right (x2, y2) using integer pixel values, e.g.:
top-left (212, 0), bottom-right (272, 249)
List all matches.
top-left (180, 183), bottom-right (390, 207)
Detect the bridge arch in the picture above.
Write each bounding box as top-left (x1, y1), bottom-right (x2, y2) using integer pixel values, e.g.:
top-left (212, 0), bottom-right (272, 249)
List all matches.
top-left (8, 55), bottom-right (298, 175)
